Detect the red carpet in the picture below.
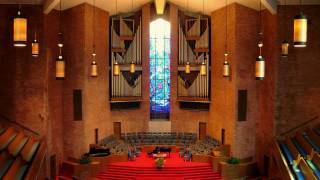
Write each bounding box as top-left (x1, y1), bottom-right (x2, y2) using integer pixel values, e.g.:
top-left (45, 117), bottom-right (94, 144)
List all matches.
top-left (95, 152), bottom-right (222, 180)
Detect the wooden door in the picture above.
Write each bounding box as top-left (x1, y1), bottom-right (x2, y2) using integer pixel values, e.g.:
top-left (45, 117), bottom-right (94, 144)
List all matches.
top-left (113, 122), bottom-right (121, 139)
top-left (221, 128), bottom-right (225, 145)
top-left (199, 122), bottom-right (206, 140)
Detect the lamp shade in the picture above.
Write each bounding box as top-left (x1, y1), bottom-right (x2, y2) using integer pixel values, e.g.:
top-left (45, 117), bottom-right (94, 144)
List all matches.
top-left (13, 10), bottom-right (27, 47)
top-left (255, 55), bottom-right (265, 80)
top-left (56, 56), bottom-right (65, 80)
top-left (32, 39), bottom-right (39, 57)
top-left (293, 13), bottom-right (307, 47)
top-left (130, 61), bottom-right (136, 73)
top-left (113, 62), bottom-right (120, 76)
top-left (185, 62), bottom-right (190, 74)
top-left (200, 62), bottom-right (206, 76)
top-left (223, 61), bottom-right (230, 77)
top-left (91, 60), bottom-right (98, 77)
top-left (154, 0), bottom-right (166, 15)
top-left (281, 40), bottom-right (289, 57)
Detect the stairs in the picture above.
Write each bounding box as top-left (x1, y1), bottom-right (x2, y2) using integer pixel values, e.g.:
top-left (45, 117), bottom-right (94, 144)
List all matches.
top-left (96, 164), bottom-right (221, 180)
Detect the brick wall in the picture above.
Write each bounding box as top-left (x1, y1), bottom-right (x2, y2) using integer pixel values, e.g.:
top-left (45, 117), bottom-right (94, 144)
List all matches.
top-left (276, 5), bottom-right (320, 135)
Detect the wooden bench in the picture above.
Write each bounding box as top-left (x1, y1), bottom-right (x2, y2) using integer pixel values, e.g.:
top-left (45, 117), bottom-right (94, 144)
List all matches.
top-left (285, 138), bottom-right (300, 165)
top-left (295, 132), bottom-right (314, 159)
top-left (307, 129), bottom-right (320, 148)
top-left (298, 158), bottom-right (318, 180)
top-left (0, 128), bottom-right (17, 151)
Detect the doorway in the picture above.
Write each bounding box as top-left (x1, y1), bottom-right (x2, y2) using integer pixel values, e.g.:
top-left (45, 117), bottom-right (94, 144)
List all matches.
top-left (199, 122), bottom-right (206, 140)
top-left (221, 128), bottom-right (225, 145)
top-left (113, 122), bottom-right (121, 139)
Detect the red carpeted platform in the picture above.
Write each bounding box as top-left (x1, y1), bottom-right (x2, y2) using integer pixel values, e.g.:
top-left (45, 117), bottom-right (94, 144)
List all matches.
top-left (95, 152), bottom-right (222, 180)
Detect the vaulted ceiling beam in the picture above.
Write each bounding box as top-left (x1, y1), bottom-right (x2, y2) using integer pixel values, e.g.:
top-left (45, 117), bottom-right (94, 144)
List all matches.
top-left (261, 0), bottom-right (278, 14)
top-left (43, 0), bottom-right (60, 14)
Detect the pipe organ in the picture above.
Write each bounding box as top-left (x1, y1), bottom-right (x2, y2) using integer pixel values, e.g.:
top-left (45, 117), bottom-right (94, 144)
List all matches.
top-left (110, 12), bottom-right (142, 102)
top-left (178, 11), bottom-right (211, 102)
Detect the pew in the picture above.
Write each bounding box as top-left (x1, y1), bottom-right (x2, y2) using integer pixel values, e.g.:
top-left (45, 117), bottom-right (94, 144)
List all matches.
top-left (20, 137), bottom-right (40, 162)
top-left (307, 129), bottom-right (320, 149)
top-left (285, 138), bottom-right (300, 165)
top-left (0, 128), bottom-right (17, 151)
top-left (298, 158), bottom-right (318, 180)
top-left (7, 132), bottom-right (28, 157)
top-left (295, 132), bottom-right (314, 159)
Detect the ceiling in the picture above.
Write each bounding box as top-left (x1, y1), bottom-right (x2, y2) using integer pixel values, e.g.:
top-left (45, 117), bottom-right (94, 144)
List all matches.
top-left (1, 0), bottom-right (319, 15)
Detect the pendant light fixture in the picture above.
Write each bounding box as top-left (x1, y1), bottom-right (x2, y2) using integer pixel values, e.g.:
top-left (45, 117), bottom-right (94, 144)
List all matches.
top-left (199, 0), bottom-right (206, 76)
top-left (281, 0), bottom-right (289, 57)
top-left (154, 0), bottom-right (166, 15)
top-left (223, 0), bottom-right (230, 77)
top-left (255, 0), bottom-right (265, 80)
top-left (32, 32), bottom-right (39, 57)
top-left (185, 62), bottom-right (191, 74)
top-left (113, 56), bottom-right (120, 76)
top-left (185, 0), bottom-right (190, 74)
top-left (31, 0), bottom-right (39, 57)
top-left (200, 53), bottom-right (207, 76)
top-left (113, 0), bottom-right (120, 76)
top-left (90, 0), bottom-right (98, 77)
top-left (281, 40), bottom-right (289, 57)
top-left (56, 0), bottom-right (65, 80)
top-left (13, 5), bottom-right (27, 47)
top-left (293, 0), bottom-right (307, 48)
top-left (129, 0), bottom-right (136, 74)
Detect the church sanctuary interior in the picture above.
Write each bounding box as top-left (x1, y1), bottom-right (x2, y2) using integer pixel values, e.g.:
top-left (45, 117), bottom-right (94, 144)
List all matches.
top-left (0, 0), bottom-right (320, 179)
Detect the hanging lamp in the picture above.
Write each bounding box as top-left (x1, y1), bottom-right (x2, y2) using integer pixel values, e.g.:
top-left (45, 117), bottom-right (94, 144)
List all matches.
top-left (113, 61), bottom-right (120, 76)
top-left (293, 0), bottom-right (307, 48)
top-left (255, 0), bottom-right (265, 80)
top-left (154, 0), bottom-right (166, 15)
top-left (32, 32), bottom-right (39, 57)
top-left (56, 0), bottom-right (65, 80)
top-left (281, 40), bottom-right (289, 57)
top-left (199, 0), bottom-right (206, 76)
top-left (200, 53), bottom-right (207, 76)
top-left (129, 0), bottom-right (136, 74)
top-left (90, 0), bottom-right (98, 77)
top-left (281, 0), bottom-right (289, 57)
top-left (185, 62), bottom-right (190, 74)
top-left (113, 0), bottom-right (120, 76)
top-left (223, 0), bottom-right (230, 77)
top-left (13, 5), bottom-right (27, 47)
top-left (184, 0), bottom-right (190, 74)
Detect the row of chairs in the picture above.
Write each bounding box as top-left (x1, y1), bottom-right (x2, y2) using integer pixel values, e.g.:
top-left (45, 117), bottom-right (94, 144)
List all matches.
top-left (121, 132), bottom-right (197, 146)
top-left (0, 126), bottom-right (41, 180)
top-left (279, 127), bottom-right (320, 180)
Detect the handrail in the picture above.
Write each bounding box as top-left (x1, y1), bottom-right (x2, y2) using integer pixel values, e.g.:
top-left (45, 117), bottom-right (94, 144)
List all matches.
top-left (0, 115), bottom-right (40, 136)
top-left (279, 116), bottom-right (319, 138)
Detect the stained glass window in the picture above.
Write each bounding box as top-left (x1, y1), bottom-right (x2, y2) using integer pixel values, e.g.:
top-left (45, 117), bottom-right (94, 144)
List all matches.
top-left (150, 18), bottom-right (170, 120)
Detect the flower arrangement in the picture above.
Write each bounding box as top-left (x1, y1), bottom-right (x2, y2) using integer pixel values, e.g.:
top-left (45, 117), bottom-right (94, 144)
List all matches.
top-left (155, 158), bottom-right (165, 169)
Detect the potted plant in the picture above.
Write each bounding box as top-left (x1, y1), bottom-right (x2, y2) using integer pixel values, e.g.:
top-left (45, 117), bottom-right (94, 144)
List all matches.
top-left (155, 158), bottom-right (165, 169)
top-left (79, 153), bottom-right (91, 164)
top-left (227, 157), bottom-right (240, 164)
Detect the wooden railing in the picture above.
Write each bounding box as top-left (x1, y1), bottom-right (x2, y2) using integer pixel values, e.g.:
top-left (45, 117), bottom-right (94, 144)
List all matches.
top-left (278, 116), bottom-right (319, 138)
top-left (0, 115), bottom-right (40, 136)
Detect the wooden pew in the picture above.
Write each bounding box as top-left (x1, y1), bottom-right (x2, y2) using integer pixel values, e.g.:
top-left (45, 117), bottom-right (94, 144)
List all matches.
top-left (285, 138), bottom-right (300, 165)
top-left (312, 153), bottom-right (320, 170)
top-left (20, 137), bottom-right (40, 162)
top-left (3, 156), bottom-right (28, 180)
top-left (7, 132), bottom-right (28, 157)
top-left (295, 132), bottom-right (314, 159)
top-left (0, 128), bottom-right (17, 151)
top-left (298, 158), bottom-right (318, 180)
top-left (306, 129), bottom-right (320, 148)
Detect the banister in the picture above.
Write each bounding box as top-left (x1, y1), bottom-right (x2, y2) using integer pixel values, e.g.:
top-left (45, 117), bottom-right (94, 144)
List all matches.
top-left (279, 116), bottom-right (319, 138)
top-left (0, 115), bottom-right (40, 136)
